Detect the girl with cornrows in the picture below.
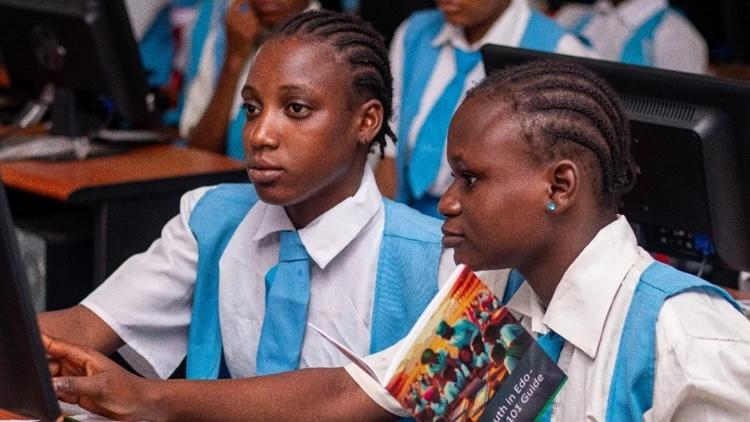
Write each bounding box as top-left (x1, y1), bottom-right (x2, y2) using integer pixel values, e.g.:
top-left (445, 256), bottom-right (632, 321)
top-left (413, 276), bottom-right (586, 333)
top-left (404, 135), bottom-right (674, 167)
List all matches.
top-left (40, 10), bottom-right (482, 420)
top-left (353, 60), bottom-right (750, 421)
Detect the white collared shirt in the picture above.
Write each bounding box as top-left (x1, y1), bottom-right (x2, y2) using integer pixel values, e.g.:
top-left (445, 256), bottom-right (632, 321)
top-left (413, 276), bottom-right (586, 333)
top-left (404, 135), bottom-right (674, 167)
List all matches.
top-left (82, 167), bottom-right (456, 379)
top-left (555, 0), bottom-right (708, 74)
top-left (385, 0), bottom-right (596, 196)
top-left (349, 216), bottom-right (750, 419)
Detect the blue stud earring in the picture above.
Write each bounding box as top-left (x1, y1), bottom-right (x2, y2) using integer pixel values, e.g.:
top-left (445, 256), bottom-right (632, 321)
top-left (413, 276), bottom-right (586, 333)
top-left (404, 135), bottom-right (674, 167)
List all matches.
top-left (546, 201), bottom-right (557, 213)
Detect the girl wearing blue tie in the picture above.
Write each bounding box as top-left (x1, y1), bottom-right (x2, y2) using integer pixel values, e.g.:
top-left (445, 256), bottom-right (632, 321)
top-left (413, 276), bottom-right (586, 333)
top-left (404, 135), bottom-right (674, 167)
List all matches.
top-left (373, 0), bottom-right (594, 217)
top-left (554, 0), bottom-right (708, 73)
top-left (41, 10), bottom-right (463, 420)
top-left (351, 59), bottom-right (750, 421)
top-left (45, 57), bottom-right (750, 421)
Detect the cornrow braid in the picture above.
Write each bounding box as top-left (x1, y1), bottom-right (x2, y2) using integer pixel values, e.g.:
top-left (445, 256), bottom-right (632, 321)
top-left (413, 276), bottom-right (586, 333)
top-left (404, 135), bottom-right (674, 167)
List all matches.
top-left (466, 60), bottom-right (635, 207)
top-left (273, 10), bottom-right (396, 157)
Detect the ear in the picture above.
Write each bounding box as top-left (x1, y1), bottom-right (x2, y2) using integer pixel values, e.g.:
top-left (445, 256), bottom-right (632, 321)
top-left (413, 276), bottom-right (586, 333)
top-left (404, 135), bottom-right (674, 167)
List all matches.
top-left (545, 159), bottom-right (579, 213)
top-left (354, 99), bottom-right (384, 146)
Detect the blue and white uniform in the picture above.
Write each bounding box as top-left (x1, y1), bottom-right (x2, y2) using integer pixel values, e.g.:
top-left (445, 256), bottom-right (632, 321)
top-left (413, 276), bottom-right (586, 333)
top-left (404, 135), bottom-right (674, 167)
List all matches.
top-left (349, 216), bottom-right (750, 420)
top-left (555, 0), bottom-right (708, 73)
top-left (81, 167), bottom-right (458, 379)
top-left (126, 0), bottom-right (177, 88)
top-left (386, 0), bottom-right (595, 217)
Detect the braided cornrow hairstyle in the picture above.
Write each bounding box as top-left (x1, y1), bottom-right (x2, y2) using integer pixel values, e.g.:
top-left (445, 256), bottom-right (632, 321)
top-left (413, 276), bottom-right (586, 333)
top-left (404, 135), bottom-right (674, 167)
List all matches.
top-left (272, 10), bottom-right (395, 157)
top-left (466, 60), bottom-right (635, 207)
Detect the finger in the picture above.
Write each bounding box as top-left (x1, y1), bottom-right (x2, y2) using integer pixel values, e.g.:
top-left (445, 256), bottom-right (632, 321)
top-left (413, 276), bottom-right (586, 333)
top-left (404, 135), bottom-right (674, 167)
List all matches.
top-left (52, 375), bottom-right (102, 399)
top-left (45, 337), bottom-right (103, 369)
top-left (48, 359), bottom-right (60, 376)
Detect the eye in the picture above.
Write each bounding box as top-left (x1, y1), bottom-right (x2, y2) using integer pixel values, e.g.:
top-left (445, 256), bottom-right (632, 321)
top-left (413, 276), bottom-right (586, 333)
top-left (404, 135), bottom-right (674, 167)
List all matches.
top-left (242, 102), bottom-right (260, 118)
top-left (461, 172), bottom-right (478, 187)
top-left (286, 102), bottom-right (311, 117)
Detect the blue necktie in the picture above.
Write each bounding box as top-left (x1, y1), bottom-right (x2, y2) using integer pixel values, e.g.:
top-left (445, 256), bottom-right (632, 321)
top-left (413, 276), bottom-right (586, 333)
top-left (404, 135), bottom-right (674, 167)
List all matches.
top-left (537, 330), bottom-right (565, 422)
top-left (256, 230), bottom-right (311, 375)
top-left (408, 48), bottom-right (481, 199)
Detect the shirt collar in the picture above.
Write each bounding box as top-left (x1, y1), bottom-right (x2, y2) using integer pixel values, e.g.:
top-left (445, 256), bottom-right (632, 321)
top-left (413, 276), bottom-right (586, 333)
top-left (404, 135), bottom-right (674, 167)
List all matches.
top-left (506, 215), bottom-right (640, 358)
top-left (431, 0), bottom-right (530, 51)
top-left (593, 0), bottom-right (668, 29)
top-left (252, 166), bottom-right (382, 270)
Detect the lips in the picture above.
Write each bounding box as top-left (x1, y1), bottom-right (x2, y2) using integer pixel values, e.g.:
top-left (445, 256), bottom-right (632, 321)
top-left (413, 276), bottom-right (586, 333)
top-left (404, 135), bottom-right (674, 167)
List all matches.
top-left (437, 0), bottom-right (463, 14)
top-left (441, 225), bottom-right (465, 248)
top-left (247, 161), bottom-right (284, 184)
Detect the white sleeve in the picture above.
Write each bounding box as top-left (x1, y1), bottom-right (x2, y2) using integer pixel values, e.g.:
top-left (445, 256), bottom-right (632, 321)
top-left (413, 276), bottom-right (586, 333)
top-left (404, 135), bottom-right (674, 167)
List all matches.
top-left (648, 291), bottom-right (750, 421)
top-left (653, 13), bottom-right (708, 74)
top-left (344, 341), bottom-right (411, 418)
top-left (81, 186), bottom-right (214, 379)
top-left (553, 4), bottom-right (592, 30)
top-left (385, 20), bottom-right (409, 160)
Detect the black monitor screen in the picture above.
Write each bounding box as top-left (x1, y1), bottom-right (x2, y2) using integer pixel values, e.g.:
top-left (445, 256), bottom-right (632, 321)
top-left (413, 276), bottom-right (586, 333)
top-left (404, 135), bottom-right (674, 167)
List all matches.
top-left (0, 178), bottom-right (61, 421)
top-left (0, 0), bottom-right (156, 135)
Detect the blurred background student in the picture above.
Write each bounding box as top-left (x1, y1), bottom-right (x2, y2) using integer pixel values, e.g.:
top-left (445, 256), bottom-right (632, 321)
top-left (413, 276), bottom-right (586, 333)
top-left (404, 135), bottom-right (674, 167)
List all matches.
top-left (372, 0), bottom-right (595, 217)
top-left (179, 0), bottom-right (317, 159)
top-left (554, 0), bottom-right (708, 73)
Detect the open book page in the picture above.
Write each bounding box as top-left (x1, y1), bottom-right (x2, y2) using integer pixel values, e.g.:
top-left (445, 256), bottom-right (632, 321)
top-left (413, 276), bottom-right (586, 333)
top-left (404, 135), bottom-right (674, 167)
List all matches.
top-left (307, 322), bottom-right (380, 381)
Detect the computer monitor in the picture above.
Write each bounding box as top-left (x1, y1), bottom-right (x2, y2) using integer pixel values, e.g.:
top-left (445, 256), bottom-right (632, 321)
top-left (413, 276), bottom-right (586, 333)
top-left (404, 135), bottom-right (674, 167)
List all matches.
top-left (0, 0), bottom-right (158, 136)
top-left (481, 45), bottom-right (750, 272)
top-left (0, 177), bottom-right (61, 421)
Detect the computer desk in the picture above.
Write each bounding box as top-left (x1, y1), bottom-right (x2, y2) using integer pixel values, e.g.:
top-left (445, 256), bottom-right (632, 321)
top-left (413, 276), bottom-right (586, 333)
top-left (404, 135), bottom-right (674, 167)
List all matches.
top-left (0, 144), bottom-right (247, 301)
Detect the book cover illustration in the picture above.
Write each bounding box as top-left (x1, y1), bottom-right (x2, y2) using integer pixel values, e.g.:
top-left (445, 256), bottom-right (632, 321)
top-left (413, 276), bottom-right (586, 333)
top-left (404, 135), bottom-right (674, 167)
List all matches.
top-left (383, 266), bottom-right (566, 422)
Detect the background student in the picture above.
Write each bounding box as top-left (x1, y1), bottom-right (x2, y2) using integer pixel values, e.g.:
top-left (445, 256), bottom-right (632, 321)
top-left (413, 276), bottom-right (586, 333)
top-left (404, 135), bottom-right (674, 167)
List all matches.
top-left (554, 0), bottom-right (708, 73)
top-left (372, 0), bottom-right (595, 217)
top-left (180, 0), bottom-right (316, 159)
top-left (352, 60), bottom-right (750, 420)
top-left (40, 11), bottom-right (483, 420)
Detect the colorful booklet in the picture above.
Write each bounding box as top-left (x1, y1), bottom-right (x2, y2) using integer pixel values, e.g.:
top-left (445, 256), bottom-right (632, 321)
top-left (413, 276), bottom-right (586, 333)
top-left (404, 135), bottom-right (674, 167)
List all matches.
top-left (310, 265), bottom-right (567, 422)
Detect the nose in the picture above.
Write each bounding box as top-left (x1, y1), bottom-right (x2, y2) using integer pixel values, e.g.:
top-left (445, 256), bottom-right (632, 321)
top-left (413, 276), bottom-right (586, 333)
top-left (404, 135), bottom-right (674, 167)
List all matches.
top-left (244, 110), bottom-right (279, 150)
top-left (438, 181), bottom-right (461, 217)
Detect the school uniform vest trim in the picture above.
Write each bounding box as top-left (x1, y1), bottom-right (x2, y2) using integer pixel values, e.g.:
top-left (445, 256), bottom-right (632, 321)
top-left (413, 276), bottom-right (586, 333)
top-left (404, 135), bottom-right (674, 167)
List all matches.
top-left (185, 184), bottom-right (443, 379)
top-left (502, 262), bottom-right (741, 420)
top-left (569, 7), bottom-right (670, 66)
top-left (396, 10), bottom-right (568, 204)
top-left (606, 261), bottom-right (741, 420)
top-left (138, 6), bottom-right (174, 88)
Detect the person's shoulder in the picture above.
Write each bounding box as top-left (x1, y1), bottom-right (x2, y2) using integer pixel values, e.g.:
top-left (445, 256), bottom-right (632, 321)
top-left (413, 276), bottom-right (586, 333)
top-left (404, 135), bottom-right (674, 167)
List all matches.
top-left (184, 184), bottom-right (259, 220)
top-left (382, 198), bottom-right (442, 243)
top-left (180, 185), bottom-right (218, 215)
top-left (655, 8), bottom-right (707, 50)
top-left (657, 287), bottom-right (750, 348)
top-left (553, 3), bottom-right (593, 29)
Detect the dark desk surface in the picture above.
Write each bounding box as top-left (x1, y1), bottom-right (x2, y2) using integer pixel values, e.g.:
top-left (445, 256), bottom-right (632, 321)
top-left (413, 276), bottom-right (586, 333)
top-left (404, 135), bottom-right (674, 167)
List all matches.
top-left (0, 144), bottom-right (246, 202)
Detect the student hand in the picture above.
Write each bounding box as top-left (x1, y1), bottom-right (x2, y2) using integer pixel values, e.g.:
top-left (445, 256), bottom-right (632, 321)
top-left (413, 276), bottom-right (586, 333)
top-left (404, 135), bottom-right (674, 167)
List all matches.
top-left (42, 335), bottom-right (154, 421)
top-left (225, 0), bottom-right (263, 66)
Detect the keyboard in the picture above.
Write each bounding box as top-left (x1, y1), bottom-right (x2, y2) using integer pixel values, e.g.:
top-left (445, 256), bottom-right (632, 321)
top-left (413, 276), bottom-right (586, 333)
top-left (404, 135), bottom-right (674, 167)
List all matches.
top-left (0, 136), bottom-right (127, 162)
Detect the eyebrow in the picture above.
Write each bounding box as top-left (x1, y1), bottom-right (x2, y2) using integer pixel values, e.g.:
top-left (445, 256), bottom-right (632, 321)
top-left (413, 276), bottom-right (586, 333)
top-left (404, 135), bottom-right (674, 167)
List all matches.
top-left (241, 83), bottom-right (313, 99)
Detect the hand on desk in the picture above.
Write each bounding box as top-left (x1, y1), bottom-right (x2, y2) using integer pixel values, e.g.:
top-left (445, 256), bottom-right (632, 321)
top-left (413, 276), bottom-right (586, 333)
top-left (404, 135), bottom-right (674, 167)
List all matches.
top-left (43, 335), bottom-right (151, 421)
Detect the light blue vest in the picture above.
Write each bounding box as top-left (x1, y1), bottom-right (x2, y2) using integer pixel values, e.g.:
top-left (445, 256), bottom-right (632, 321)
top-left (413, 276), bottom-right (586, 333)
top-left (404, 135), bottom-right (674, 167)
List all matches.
top-left (396, 10), bottom-right (568, 204)
top-left (138, 6), bottom-right (174, 88)
top-left (503, 262), bottom-right (742, 420)
top-left (184, 183), bottom-right (444, 379)
top-left (569, 6), bottom-right (670, 66)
